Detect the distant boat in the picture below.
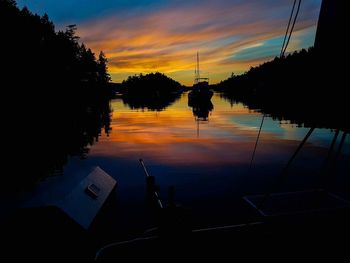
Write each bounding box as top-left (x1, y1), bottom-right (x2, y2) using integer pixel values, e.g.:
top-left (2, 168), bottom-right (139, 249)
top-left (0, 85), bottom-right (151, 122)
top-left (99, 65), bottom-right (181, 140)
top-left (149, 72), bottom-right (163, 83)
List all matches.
top-left (188, 52), bottom-right (213, 101)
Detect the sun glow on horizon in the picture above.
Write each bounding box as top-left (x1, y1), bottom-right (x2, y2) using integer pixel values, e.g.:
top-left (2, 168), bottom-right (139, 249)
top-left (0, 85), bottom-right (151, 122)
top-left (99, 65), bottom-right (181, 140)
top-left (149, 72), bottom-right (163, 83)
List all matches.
top-left (17, 0), bottom-right (322, 85)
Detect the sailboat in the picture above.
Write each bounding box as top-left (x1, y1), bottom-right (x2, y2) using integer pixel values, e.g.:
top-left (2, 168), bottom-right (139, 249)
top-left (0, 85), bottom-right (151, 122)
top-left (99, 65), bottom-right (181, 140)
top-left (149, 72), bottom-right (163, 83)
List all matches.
top-left (188, 52), bottom-right (213, 101)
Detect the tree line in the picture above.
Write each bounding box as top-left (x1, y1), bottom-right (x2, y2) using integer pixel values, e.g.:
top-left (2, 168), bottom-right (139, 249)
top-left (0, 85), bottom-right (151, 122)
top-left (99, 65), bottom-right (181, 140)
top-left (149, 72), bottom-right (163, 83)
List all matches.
top-left (1, 0), bottom-right (112, 190)
top-left (121, 72), bottom-right (183, 111)
top-left (216, 47), bottom-right (348, 131)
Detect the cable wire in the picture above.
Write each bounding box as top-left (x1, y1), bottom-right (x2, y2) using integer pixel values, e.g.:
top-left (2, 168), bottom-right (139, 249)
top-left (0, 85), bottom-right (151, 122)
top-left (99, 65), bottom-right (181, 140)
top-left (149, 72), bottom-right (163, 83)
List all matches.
top-left (280, 0), bottom-right (298, 57)
top-left (281, 0), bottom-right (302, 57)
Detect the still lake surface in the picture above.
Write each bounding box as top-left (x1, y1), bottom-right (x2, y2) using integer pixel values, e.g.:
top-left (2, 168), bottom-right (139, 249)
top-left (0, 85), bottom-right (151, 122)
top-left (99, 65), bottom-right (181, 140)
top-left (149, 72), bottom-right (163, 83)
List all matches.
top-left (27, 92), bottom-right (350, 241)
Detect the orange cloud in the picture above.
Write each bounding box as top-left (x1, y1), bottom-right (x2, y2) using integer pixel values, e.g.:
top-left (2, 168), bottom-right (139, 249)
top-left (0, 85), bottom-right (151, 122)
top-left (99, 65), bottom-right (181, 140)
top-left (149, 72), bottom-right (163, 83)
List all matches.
top-left (77, 1), bottom-right (321, 85)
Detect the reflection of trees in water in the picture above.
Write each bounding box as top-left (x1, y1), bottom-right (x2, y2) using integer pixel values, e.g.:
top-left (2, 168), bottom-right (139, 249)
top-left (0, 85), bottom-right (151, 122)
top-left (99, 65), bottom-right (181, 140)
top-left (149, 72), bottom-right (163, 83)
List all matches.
top-left (8, 95), bottom-right (112, 191)
top-left (121, 73), bottom-right (183, 111)
top-left (217, 47), bottom-right (349, 132)
top-left (1, 2), bottom-right (113, 191)
top-left (220, 91), bottom-right (349, 132)
top-left (122, 91), bottom-right (182, 111)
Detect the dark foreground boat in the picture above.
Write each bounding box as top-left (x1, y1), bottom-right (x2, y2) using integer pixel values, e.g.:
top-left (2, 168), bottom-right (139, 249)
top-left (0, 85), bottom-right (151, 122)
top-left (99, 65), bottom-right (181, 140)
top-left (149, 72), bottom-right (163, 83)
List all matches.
top-left (1, 167), bottom-right (117, 261)
top-left (94, 158), bottom-right (350, 261)
top-left (95, 190), bottom-right (350, 262)
top-left (1, 1), bottom-right (348, 262)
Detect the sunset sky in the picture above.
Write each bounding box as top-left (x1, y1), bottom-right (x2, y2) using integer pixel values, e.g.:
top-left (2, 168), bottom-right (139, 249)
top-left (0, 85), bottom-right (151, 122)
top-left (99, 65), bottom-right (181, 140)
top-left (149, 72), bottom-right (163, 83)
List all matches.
top-left (17, 0), bottom-right (321, 85)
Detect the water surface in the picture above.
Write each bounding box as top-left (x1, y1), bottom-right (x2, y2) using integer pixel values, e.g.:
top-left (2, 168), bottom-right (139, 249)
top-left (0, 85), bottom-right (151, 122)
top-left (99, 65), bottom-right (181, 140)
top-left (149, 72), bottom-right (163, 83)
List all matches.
top-left (30, 92), bottom-right (350, 240)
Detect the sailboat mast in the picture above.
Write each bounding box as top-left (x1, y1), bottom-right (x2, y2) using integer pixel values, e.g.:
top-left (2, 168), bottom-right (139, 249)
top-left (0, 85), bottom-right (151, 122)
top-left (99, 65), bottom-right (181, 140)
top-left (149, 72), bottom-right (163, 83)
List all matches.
top-left (195, 51), bottom-right (200, 84)
top-left (197, 52), bottom-right (200, 80)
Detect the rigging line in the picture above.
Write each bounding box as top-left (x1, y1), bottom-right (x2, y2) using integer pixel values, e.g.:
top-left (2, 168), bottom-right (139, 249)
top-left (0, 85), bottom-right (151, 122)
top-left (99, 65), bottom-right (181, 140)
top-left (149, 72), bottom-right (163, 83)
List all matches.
top-left (249, 0), bottom-right (301, 170)
top-left (280, 0), bottom-right (298, 57)
top-left (320, 129), bottom-right (340, 186)
top-left (257, 127), bottom-right (315, 210)
top-left (280, 126), bottom-right (315, 175)
top-left (250, 114), bottom-right (265, 168)
top-left (282, 0), bottom-right (302, 56)
top-left (324, 129), bottom-right (340, 165)
top-left (332, 131), bottom-right (347, 170)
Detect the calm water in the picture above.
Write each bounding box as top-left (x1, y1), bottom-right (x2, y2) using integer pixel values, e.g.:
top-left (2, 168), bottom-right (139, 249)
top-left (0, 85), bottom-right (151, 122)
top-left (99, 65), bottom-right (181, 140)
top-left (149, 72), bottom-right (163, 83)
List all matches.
top-left (26, 92), bottom-right (350, 241)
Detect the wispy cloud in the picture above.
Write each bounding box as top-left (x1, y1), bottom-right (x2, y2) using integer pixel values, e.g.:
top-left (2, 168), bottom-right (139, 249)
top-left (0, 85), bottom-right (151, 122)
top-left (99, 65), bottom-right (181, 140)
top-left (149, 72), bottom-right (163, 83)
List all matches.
top-left (20, 0), bottom-right (321, 85)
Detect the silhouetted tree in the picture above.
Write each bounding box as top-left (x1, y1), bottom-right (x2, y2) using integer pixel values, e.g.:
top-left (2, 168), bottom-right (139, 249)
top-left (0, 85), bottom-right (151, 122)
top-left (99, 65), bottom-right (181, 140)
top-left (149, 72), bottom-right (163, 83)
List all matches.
top-left (98, 51), bottom-right (111, 83)
top-left (0, 0), bottom-right (113, 190)
top-left (216, 47), bottom-right (348, 131)
top-left (121, 72), bottom-right (182, 110)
